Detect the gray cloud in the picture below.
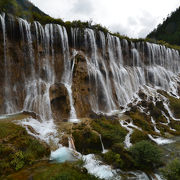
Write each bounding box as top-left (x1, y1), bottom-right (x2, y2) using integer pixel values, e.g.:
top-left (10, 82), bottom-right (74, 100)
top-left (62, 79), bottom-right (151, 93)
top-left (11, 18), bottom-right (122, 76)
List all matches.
top-left (71, 0), bottom-right (94, 15)
top-left (128, 17), bottom-right (138, 26)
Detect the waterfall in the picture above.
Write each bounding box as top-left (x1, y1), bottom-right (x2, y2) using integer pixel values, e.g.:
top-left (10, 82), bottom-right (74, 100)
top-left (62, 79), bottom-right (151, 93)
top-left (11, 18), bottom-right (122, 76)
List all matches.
top-left (0, 14), bottom-right (15, 114)
top-left (84, 29), bottom-right (116, 113)
top-left (151, 117), bottom-right (160, 134)
top-left (99, 134), bottom-right (108, 154)
top-left (57, 25), bottom-right (78, 122)
top-left (0, 14), bottom-right (180, 143)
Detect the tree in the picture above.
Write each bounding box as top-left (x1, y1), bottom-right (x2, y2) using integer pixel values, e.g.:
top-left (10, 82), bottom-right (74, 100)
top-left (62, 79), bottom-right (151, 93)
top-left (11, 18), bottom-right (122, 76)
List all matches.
top-left (129, 140), bottom-right (162, 170)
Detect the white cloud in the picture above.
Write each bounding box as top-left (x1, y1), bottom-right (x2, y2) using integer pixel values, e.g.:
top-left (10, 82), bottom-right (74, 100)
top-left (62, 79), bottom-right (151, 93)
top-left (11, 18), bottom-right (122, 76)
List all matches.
top-left (30, 0), bottom-right (180, 38)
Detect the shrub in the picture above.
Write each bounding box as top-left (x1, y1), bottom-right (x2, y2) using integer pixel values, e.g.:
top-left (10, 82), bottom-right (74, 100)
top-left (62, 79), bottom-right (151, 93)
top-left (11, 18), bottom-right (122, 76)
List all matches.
top-left (103, 150), bottom-right (123, 168)
top-left (129, 141), bottom-right (162, 170)
top-left (161, 158), bottom-right (180, 180)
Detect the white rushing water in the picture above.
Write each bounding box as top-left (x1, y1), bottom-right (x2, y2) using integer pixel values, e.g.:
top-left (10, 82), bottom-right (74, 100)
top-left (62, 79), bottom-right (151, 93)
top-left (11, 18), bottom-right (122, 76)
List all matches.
top-left (83, 154), bottom-right (120, 180)
top-left (99, 134), bottom-right (108, 154)
top-left (120, 120), bottom-right (142, 148)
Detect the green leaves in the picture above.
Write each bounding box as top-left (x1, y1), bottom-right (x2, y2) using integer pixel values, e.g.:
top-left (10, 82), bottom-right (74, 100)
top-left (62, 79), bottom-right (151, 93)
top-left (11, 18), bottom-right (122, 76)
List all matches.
top-left (129, 140), bottom-right (162, 170)
top-left (161, 158), bottom-right (180, 180)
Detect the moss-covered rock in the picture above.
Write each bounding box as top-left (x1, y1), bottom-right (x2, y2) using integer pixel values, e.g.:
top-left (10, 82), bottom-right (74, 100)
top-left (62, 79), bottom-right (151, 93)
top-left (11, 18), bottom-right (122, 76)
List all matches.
top-left (128, 111), bottom-right (153, 132)
top-left (72, 126), bottom-right (102, 154)
top-left (0, 120), bottom-right (50, 177)
top-left (91, 117), bottom-right (127, 149)
top-left (131, 129), bottom-right (149, 144)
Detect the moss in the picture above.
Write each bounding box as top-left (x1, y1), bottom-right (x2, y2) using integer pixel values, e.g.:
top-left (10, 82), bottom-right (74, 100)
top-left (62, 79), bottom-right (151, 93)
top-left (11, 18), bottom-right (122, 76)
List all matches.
top-left (7, 161), bottom-right (99, 180)
top-left (72, 127), bottom-right (102, 154)
top-left (169, 121), bottom-right (180, 132)
top-left (0, 120), bottom-right (50, 177)
top-left (129, 111), bottom-right (153, 132)
top-left (131, 129), bottom-right (149, 144)
top-left (161, 158), bottom-right (180, 180)
top-left (102, 150), bottom-right (123, 169)
top-left (91, 117), bottom-right (127, 148)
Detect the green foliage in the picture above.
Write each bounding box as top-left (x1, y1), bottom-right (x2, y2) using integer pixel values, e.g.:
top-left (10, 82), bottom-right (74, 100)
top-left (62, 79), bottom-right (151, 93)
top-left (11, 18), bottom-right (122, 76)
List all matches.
top-left (129, 141), bottom-right (162, 170)
top-left (10, 151), bottom-right (24, 171)
top-left (147, 7), bottom-right (180, 46)
top-left (103, 143), bottom-right (135, 170)
top-left (161, 158), bottom-right (180, 180)
top-left (103, 150), bottom-right (123, 168)
top-left (0, 0), bottom-right (20, 15)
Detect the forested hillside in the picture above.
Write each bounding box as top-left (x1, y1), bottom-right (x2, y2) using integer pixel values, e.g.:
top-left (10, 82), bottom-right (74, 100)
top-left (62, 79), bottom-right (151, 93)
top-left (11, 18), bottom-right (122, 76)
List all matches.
top-left (147, 6), bottom-right (180, 46)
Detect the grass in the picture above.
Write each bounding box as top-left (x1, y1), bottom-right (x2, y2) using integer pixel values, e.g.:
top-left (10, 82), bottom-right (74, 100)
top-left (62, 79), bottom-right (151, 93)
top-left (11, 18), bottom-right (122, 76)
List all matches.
top-left (7, 161), bottom-right (99, 180)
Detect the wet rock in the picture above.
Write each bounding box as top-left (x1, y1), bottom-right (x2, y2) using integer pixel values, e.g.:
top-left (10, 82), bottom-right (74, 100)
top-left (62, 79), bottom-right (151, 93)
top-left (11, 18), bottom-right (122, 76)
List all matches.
top-left (50, 83), bottom-right (70, 121)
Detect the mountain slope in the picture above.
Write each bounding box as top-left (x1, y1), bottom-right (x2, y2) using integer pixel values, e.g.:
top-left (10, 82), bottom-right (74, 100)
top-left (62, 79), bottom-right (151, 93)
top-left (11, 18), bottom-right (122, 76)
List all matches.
top-left (147, 6), bottom-right (180, 46)
top-left (0, 0), bottom-right (55, 22)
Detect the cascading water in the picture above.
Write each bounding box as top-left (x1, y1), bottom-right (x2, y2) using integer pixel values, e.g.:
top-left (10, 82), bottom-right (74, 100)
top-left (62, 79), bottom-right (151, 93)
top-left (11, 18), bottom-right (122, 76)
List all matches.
top-left (0, 14), bottom-right (15, 114)
top-left (58, 25), bottom-right (78, 122)
top-left (1, 13), bottom-right (180, 180)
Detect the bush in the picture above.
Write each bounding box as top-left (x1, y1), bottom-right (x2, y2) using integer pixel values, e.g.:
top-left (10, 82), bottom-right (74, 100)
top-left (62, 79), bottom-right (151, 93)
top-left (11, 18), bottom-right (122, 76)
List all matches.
top-left (129, 141), bottom-right (162, 170)
top-left (103, 150), bottom-right (123, 168)
top-left (161, 158), bottom-right (180, 180)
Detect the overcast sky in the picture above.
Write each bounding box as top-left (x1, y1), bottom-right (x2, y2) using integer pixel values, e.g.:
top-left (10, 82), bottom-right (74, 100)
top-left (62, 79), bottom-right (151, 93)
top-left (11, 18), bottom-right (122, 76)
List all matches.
top-left (30, 0), bottom-right (180, 38)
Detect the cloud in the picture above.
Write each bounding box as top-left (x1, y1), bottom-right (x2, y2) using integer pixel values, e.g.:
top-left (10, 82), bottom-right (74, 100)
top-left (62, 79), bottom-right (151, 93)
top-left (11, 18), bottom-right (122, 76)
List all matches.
top-left (128, 17), bottom-right (138, 26)
top-left (109, 23), bottom-right (135, 37)
top-left (30, 0), bottom-right (180, 38)
top-left (71, 0), bottom-right (94, 16)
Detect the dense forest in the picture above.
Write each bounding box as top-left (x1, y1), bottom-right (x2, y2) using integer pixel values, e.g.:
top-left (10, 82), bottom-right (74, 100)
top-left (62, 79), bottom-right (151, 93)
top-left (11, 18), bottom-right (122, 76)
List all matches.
top-left (147, 6), bottom-right (180, 46)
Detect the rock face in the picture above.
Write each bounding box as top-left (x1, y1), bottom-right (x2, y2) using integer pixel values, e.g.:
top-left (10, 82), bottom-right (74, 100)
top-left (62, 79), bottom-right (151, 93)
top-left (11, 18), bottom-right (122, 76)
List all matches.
top-left (50, 83), bottom-right (70, 121)
top-left (0, 14), bottom-right (180, 122)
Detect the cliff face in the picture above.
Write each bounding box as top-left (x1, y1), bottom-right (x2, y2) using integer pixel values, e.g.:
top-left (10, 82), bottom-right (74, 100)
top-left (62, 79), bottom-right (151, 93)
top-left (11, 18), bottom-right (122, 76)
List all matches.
top-left (0, 14), bottom-right (180, 123)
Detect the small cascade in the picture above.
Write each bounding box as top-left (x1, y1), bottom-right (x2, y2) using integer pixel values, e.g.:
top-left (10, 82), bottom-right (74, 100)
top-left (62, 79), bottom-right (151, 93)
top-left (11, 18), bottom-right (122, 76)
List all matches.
top-left (161, 111), bottom-right (176, 131)
top-left (148, 134), bottom-right (174, 145)
top-left (151, 117), bottom-right (160, 134)
top-left (163, 102), bottom-right (180, 121)
top-left (99, 134), bottom-right (108, 154)
top-left (68, 136), bottom-right (76, 151)
top-left (120, 120), bottom-right (141, 148)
